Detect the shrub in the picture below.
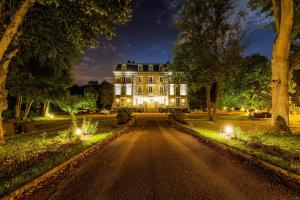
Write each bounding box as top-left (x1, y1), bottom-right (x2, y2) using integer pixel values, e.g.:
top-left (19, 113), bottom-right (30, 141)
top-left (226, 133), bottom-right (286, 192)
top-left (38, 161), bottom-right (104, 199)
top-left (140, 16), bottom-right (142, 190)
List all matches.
top-left (249, 136), bottom-right (263, 148)
top-left (82, 118), bottom-right (99, 135)
top-left (55, 129), bottom-right (71, 140)
top-left (168, 110), bottom-right (186, 124)
top-left (116, 108), bottom-right (133, 124)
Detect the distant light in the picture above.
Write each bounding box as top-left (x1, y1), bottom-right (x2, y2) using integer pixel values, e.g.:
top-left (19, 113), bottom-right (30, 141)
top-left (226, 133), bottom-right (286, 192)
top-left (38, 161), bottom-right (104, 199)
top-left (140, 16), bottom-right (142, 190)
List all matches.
top-left (231, 107), bottom-right (234, 111)
top-left (255, 109), bottom-right (258, 113)
top-left (223, 107), bottom-right (227, 110)
top-left (116, 98), bottom-right (120, 102)
top-left (46, 113), bottom-right (54, 118)
top-left (241, 107), bottom-right (245, 112)
top-left (127, 99), bottom-right (131, 102)
top-left (171, 99), bottom-right (175, 103)
top-left (182, 99), bottom-right (185, 103)
top-left (75, 128), bottom-right (82, 135)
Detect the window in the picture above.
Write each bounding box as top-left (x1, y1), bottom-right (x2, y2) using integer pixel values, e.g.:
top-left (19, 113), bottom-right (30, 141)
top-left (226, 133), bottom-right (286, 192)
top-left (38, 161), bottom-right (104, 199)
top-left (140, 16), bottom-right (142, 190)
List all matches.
top-left (138, 76), bottom-right (143, 83)
top-left (159, 65), bottom-right (164, 71)
top-left (159, 76), bottom-right (164, 83)
top-left (137, 85), bottom-right (143, 94)
top-left (176, 98), bottom-right (181, 107)
top-left (180, 84), bottom-right (187, 96)
top-left (148, 65), bottom-right (153, 71)
top-left (121, 85), bottom-right (126, 95)
top-left (169, 84), bottom-right (174, 95)
top-left (148, 76), bottom-right (153, 83)
top-left (175, 86), bottom-right (180, 96)
top-left (115, 77), bottom-right (121, 83)
top-left (121, 76), bottom-right (126, 83)
top-left (148, 86), bottom-right (153, 94)
top-left (121, 65), bottom-right (127, 71)
top-left (138, 65), bottom-right (143, 71)
top-left (126, 84), bottom-right (132, 95)
top-left (115, 84), bottom-right (121, 95)
top-left (159, 86), bottom-right (164, 95)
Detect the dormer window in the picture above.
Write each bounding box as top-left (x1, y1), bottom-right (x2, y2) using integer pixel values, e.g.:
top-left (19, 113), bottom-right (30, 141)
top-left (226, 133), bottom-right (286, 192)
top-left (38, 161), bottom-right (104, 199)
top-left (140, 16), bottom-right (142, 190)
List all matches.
top-left (121, 65), bottom-right (127, 71)
top-left (138, 65), bottom-right (143, 71)
top-left (159, 65), bottom-right (164, 71)
top-left (148, 65), bottom-right (153, 71)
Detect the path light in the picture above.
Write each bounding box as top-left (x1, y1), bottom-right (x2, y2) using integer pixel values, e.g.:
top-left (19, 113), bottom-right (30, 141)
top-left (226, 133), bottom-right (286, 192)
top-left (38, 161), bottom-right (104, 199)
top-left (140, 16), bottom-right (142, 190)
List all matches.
top-left (241, 107), bottom-right (245, 112)
top-left (224, 125), bottom-right (233, 135)
top-left (223, 106), bottom-right (227, 110)
top-left (220, 125), bottom-right (234, 138)
top-left (75, 128), bottom-right (82, 135)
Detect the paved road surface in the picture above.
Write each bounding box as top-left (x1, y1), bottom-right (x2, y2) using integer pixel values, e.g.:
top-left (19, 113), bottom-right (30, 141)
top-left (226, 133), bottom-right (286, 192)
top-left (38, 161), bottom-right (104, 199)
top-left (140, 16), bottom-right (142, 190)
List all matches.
top-left (24, 120), bottom-right (300, 200)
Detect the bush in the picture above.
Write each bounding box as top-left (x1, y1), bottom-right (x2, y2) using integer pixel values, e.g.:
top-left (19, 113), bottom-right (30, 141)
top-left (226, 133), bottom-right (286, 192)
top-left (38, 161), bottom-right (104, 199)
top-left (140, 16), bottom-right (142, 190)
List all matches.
top-left (81, 118), bottom-right (99, 135)
top-left (55, 129), bottom-right (71, 140)
top-left (168, 110), bottom-right (186, 124)
top-left (249, 136), bottom-right (263, 148)
top-left (116, 108), bottom-right (133, 124)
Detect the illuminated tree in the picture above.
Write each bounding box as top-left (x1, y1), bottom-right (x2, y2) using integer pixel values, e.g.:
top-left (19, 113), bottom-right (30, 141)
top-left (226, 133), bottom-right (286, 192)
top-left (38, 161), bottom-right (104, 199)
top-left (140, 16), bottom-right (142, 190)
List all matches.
top-left (56, 94), bottom-right (96, 133)
top-left (221, 54), bottom-right (271, 110)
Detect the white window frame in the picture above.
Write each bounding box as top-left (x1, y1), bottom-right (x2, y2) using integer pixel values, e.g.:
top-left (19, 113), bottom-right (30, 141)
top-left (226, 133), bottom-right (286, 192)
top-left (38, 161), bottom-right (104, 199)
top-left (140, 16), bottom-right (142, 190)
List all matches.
top-left (148, 85), bottom-right (153, 94)
top-left (115, 84), bottom-right (121, 95)
top-left (159, 85), bottom-right (164, 95)
top-left (148, 76), bottom-right (153, 83)
top-left (169, 84), bottom-right (174, 95)
top-left (137, 85), bottom-right (143, 94)
top-left (159, 76), bottom-right (164, 83)
top-left (138, 65), bottom-right (143, 71)
top-left (138, 76), bottom-right (143, 83)
top-left (148, 65), bottom-right (153, 71)
top-left (126, 84), bottom-right (132, 95)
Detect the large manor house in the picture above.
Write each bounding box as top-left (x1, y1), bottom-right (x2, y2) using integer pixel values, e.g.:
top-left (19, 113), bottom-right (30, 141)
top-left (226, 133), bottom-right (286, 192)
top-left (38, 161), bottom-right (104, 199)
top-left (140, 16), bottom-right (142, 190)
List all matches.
top-left (113, 63), bottom-right (188, 110)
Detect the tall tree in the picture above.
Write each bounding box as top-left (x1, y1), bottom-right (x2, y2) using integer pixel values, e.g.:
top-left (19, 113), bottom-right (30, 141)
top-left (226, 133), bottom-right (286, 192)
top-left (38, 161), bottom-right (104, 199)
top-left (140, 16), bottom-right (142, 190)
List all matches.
top-left (249, 0), bottom-right (299, 132)
top-left (0, 0), bottom-right (131, 142)
top-left (172, 0), bottom-right (243, 120)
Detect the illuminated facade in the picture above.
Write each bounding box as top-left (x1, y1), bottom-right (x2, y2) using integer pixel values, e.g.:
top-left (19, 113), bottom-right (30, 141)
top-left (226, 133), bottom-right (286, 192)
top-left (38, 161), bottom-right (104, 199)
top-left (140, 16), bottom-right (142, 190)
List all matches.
top-left (113, 63), bottom-right (188, 109)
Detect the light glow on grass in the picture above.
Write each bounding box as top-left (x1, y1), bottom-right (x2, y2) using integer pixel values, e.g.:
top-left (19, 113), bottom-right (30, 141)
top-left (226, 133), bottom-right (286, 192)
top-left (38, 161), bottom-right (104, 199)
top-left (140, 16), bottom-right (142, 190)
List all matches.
top-left (75, 128), bottom-right (83, 135)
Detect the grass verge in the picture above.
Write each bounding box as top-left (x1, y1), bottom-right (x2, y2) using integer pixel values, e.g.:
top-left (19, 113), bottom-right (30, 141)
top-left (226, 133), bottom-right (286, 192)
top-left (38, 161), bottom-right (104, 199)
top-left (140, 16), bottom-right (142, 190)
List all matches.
top-left (184, 113), bottom-right (300, 176)
top-left (0, 118), bottom-right (116, 197)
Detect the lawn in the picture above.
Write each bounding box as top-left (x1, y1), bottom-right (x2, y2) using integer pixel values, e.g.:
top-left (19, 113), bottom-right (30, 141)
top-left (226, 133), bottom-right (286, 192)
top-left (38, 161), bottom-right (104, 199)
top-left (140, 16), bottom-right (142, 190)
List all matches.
top-left (0, 117), bottom-right (118, 197)
top-left (185, 111), bottom-right (300, 175)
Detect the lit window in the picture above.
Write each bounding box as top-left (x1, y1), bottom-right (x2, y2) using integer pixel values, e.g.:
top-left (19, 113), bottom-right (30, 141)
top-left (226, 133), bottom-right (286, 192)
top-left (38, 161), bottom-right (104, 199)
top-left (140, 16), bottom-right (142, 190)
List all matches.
top-left (159, 76), bottom-right (164, 82)
top-left (148, 65), bottom-right (153, 71)
top-left (180, 84), bottom-right (187, 96)
top-left (148, 86), bottom-right (153, 94)
top-left (115, 84), bottom-right (121, 95)
top-left (126, 84), bottom-right (132, 95)
top-left (138, 65), bottom-right (143, 71)
top-left (170, 84), bottom-right (174, 95)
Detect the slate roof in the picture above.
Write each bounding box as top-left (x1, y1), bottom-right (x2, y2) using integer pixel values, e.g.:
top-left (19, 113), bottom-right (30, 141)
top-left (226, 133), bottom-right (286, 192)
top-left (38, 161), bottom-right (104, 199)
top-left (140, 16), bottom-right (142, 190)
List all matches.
top-left (115, 63), bottom-right (169, 72)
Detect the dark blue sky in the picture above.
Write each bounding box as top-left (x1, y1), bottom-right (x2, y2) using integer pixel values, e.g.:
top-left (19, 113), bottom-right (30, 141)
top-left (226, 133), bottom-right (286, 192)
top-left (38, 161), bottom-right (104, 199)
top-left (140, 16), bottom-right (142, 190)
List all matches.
top-left (74, 0), bottom-right (275, 85)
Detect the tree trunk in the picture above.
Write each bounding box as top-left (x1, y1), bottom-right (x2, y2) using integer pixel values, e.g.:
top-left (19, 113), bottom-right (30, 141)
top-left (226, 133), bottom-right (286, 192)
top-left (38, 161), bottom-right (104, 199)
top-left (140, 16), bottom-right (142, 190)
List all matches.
top-left (43, 101), bottom-right (49, 116)
top-left (271, 0), bottom-right (294, 133)
top-left (71, 113), bottom-right (77, 134)
top-left (206, 85), bottom-right (213, 121)
top-left (0, 48), bottom-right (19, 143)
top-left (23, 100), bottom-right (33, 121)
top-left (212, 78), bottom-right (222, 118)
top-left (15, 95), bottom-right (22, 119)
top-left (0, 0), bottom-right (34, 62)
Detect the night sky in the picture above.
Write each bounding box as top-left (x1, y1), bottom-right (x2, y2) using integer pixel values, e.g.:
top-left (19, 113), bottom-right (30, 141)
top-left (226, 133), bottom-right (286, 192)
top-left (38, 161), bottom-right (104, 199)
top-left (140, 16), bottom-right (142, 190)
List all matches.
top-left (74, 0), bottom-right (275, 85)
